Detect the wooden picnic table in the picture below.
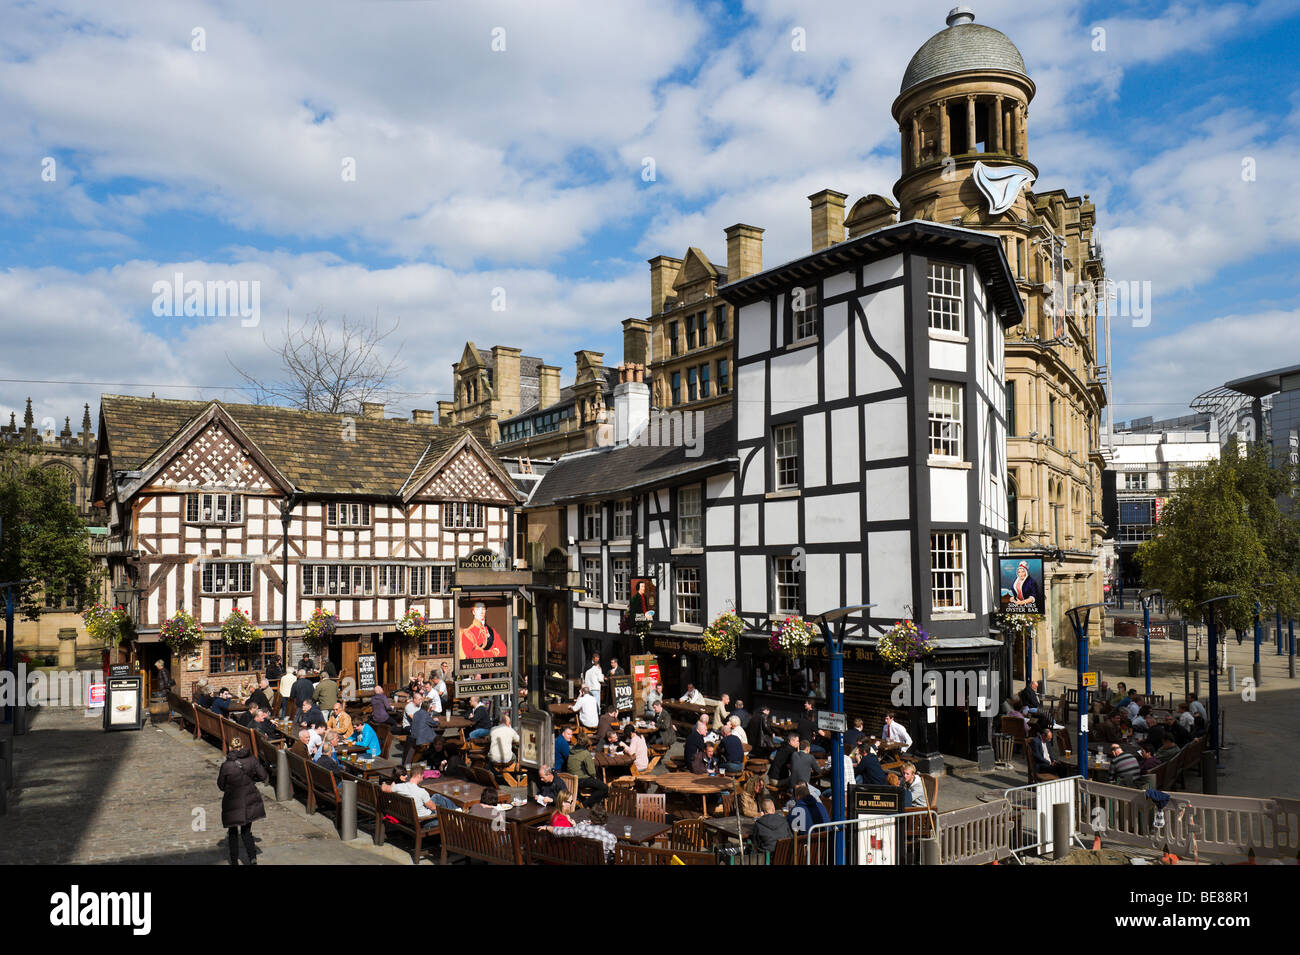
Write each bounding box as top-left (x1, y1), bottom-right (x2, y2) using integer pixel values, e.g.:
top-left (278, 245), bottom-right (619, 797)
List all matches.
top-left (592, 750), bottom-right (635, 782)
top-left (438, 715), bottom-right (473, 743)
top-left (336, 755), bottom-right (402, 781)
top-left (421, 777), bottom-right (485, 809)
top-left (702, 814), bottom-right (756, 844)
top-left (644, 771), bottom-right (735, 816)
top-left (570, 809), bottom-right (669, 846)
top-left (469, 800), bottom-right (551, 827)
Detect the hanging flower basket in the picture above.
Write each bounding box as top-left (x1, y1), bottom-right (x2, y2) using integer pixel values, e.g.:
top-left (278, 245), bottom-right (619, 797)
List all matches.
top-left (221, 607), bottom-right (264, 648)
top-left (771, 616), bottom-right (819, 656)
top-left (993, 609), bottom-right (1037, 641)
top-left (876, 619), bottom-right (934, 667)
top-left (303, 607), bottom-right (338, 653)
top-left (396, 608), bottom-right (429, 639)
top-left (160, 610), bottom-right (204, 654)
top-left (703, 610), bottom-right (743, 660)
top-left (82, 603), bottom-right (133, 648)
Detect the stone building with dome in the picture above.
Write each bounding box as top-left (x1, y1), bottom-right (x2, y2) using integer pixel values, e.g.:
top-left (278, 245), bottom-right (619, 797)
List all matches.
top-left (888, 6), bottom-right (1110, 676)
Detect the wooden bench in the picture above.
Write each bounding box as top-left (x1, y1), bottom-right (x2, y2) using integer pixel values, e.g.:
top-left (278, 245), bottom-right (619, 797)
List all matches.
top-left (305, 760), bottom-right (343, 832)
top-left (437, 806), bottom-right (523, 865)
top-left (220, 717), bottom-right (255, 757)
top-left (519, 825), bottom-right (606, 865)
top-left (285, 750), bottom-right (315, 812)
top-left (194, 706), bottom-right (224, 745)
top-left (355, 778), bottom-right (385, 846)
top-left (168, 692), bottom-right (199, 737)
top-left (382, 790), bottom-right (440, 864)
top-left (612, 843), bottom-right (716, 865)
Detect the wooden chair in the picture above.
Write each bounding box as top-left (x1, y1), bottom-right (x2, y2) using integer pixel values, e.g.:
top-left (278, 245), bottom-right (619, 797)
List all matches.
top-left (920, 772), bottom-right (938, 812)
top-left (771, 836), bottom-right (798, 866)
top-left (669, 818), bottom-right (709, 852)
top-left (613, 843), bottom-right (717, 865)
top-left (437, 807), bottom-right (523, 865)
top-left (635, 793), bottom-right (667, 824)
top-left (1023, 740), bottom-right (1058, 784)
top-left (305, 760), bottom-right (343, 831)
top-left (605, 788), bottom-right (636, 817)
top-left (558, 772), bottom-right (579, 802)
top-left (380, 790), bottom-right (439, 864)
top-left (520, 825), bottom-right (607, 865)
top-left (285, 750), bottom-right (315, 812)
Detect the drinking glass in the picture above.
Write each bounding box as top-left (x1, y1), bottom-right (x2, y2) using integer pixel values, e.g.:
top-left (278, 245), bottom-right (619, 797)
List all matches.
top-left (623, 825), bottom-right (632, 839)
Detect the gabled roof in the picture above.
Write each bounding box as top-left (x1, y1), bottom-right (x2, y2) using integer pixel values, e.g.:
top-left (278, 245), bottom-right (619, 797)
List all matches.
top-left (525, 402), bottom-right (737, 507)
top-left (97, 395), bottom-right (519, 501)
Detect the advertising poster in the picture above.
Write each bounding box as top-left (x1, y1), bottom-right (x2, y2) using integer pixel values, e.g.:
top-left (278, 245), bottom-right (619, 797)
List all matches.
top-left (545, 595), bottom-right (569, 669)
top-left (455, 594), bottom-right (511, 676)
top-left (628, 577), bottom-right (657, 623)
top-left (999, 557), bottom-right (1044, 616)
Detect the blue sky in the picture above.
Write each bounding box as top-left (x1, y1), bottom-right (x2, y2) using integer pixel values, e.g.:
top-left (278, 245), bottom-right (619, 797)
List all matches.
top-left (2, 0), bottom-right (1298, 433)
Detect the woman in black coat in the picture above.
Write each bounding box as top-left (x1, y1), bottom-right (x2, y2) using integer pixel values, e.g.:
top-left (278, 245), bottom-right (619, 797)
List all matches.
top-left (217, 742), bottom-right (268, 865)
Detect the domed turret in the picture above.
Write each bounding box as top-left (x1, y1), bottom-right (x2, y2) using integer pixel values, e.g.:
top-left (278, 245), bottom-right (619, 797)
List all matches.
top-left (900, 7), bottom-right (1027, 95)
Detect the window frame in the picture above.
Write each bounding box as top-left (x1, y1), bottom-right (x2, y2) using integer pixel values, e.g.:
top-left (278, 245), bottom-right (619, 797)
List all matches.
top-left (582, 555), bottom-right (603, 602)
top-left (677, 485), bottom-right (702, 548)
top-left (201, 560), bottom-right (254, 596)
top-left (612, 499), bottom-right (633, 539)
top-left (611, 557), bottom-right (632, 603)
top-left (773, 422), bottom-right (800, 490)
top-left (929, 531), bottom-right (967, 613)
top-left (773, 555), bottom-right (802, 616)
top-left (927, 261), bottom-right (965, 336)
top-left (675, 565), bottom-right (702, 626)
top-left (928, 380), bottom-right (965, 460)
top-left (793, 285), bottom-right (819, 342)
top-left (582, 502), bottom-right (603, 540)
top-left (443, 501), bottom-right (485, 530)
top-left (187, 492), bottom-right (244, 526)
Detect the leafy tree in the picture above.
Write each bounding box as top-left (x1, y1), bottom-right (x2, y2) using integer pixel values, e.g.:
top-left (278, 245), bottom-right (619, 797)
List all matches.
top-left (0, 450), bottom-right (95, 620)
top-left (1137, 438), bottom-right (1300, 630)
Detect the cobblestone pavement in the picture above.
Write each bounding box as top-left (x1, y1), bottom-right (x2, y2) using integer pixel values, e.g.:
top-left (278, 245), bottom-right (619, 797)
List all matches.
top-left (0, 707), bottom-right (407, 864)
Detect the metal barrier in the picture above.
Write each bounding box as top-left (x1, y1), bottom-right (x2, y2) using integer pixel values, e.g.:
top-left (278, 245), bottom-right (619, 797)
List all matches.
top-left (1077, 778), bottom-right (1300, 862)
top-left (935, 799), bottom-right (1014, 865)
top-left (1004, 777), bottom-right (1082, 862)
top-left (804, 810), bottom-right (937, 865)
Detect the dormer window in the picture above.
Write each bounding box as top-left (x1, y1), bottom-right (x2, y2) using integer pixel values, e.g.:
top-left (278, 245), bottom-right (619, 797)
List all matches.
top-left (327, 502), bottom-right (371, 527)
top-left (187, 493), bottom-right (243, 526)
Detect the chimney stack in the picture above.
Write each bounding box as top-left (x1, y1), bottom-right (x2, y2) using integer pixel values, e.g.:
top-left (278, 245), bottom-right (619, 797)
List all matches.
top-left (724, 224), bottom-right (764, 280)
top-left (538, 365), bottom-right (562, 409)
top-left (614, 365), bottom-right (651, 446)
top-left (411, 409), bottom-right (434, 424)
top-left (436, 400), bottom-right (454, 424)
top-left (622, 317), bottom-right (652, 367)
top-left (648, 255), bottom-right (683, 316)
top-left (809, 189), bottom-right (848, 251)
top-left (361, 401), bottom-right (385, 420)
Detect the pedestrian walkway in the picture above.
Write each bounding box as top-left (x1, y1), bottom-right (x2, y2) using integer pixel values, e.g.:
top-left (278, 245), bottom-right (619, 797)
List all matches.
top-left (0, 707), bottom-right (405, 864)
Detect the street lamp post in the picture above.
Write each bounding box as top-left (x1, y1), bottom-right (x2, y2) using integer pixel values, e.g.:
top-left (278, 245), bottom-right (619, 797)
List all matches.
top-left (1064, 603), bottom-right (1107, 781)
top-left (1253, 602), bottom-right (1262, 690)
top-left (279, 494), bottom-right (299, 665)
top-left (1139, 589), bottom-right (1161, 697)
top-left (1196, 595), bottom-right (1239, 753)
top-left (814, 603), bottom-right (875, 866)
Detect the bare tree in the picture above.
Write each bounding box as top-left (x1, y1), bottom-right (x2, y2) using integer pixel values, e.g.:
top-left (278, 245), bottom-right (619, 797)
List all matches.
top-left (230, 309), bottom-right (404, 414)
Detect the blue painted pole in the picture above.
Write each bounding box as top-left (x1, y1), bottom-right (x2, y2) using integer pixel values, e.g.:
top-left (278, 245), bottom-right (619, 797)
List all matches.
top-left (1143, 600), bottom-right (1152, 696)
top-left (825, 621), bottom-right (845, 865)
top-left (1208, 617), bottom-right (1220, 751)
top-left (1254, 605), bottom-right (1262, 667)
top-left (1076, 616), bottom-right (1089, 780)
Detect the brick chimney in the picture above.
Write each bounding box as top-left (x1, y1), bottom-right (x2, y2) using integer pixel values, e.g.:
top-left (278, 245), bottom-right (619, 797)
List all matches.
top-left (361, 401), bottom-right (385, 420)
top-left (538, 365), bottom-right (562, 409)
top-left (622, 317), bottom-right (652, 366)
top-left (648, 255), bottom-right (683, 316)
top-left (411, 409), bottom-right (434, 424)
top-left (724, 224), bottom-right (764, 280)
top-left (809, 189), bottom-right (848, 251)
top-left (436, 400), bottom-right (454, 423)
top-left (614, 364), bottom-right (651, 446)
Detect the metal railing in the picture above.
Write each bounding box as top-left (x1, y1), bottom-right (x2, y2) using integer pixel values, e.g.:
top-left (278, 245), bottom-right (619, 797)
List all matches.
top-left (935, 799), bottom-right (1014, 865)
top-left (1004, 777), bottom-right (1083, 862)
top-left (804, 810), bottom-right (937, 865)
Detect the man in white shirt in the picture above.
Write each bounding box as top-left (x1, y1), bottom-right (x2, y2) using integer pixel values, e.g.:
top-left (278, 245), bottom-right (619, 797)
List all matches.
top-left (881, 713), bottom-right (912, 752)
top-left (489, 713), bottom-right (520, 765)
top-left (571, 686), bottom-right (600, 730)
top-left (583, 654), bottom-right (604, 698)
top-left (383, 767), bottom-right (443, 821)
top-left (278, 668), bottom-right (296, 719)
top-left (430, 670), bottom-right (448, 713)
top-left (403, 691), bottom-right (423, 729)
top-left (679, 683), bottom-right (704, 705)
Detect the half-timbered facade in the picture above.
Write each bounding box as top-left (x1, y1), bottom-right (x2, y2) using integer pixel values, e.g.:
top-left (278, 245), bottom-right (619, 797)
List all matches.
top-left (92, 396), bottom-right (520, 696)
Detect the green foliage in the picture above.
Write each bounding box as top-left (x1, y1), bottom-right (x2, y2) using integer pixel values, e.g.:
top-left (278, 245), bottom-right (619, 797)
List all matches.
top-left (1137, 439), bottom-right (1300, 629)
top-left (0, 449), bottom-right (94, 620)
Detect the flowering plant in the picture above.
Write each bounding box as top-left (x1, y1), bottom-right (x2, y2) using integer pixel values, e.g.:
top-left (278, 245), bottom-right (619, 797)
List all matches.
top-left (303, 607), bottom-right (338, 652)
top-left (160, 610), bottom-right (204, 653)
top-left (993, 609), bottom-right (1037, 640)
top-left (221, 607), bottom-right (263, 648)
top-left (876, 619), bottom-right (934, 666)
top-left (82, 603), bottom-right (133, 647)
top-left (703, 610), bottom-right (743, 660)
top-left (396, 608), bottom-right (429, 638)
top-left (770, 616), bottom-right (819, 656)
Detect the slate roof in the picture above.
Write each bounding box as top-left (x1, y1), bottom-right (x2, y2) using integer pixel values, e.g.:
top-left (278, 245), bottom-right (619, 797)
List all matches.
top-left (499, 366), bottom-right (620, 427)
top-left (900, 16), bottom-right (1026, 93)
top-left (98, 395), bottom-right (513, 499)
top-left (525, 402), bottom-right (737, 507)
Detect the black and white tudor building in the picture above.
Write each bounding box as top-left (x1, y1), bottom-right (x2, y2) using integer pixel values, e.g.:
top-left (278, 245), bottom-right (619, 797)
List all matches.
top-left (525, 220), bottom-right (1022, 766)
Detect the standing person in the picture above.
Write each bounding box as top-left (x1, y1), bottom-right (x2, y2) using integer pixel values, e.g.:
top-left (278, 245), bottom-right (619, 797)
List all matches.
top-left (289, 669), bottom-right (315, 715)
top-left (712, 693), bottom-right (732, 730)
top-left (313, 670), bottom-right (339, 712)
top-left (265, 654), bottom-right (284, 687)
top-left (607, 657), bottom-right (624, 679)
top-left (881, 712), bottom-right (913, 752)
top-left (278, 667), bottom-right (296, 719)
top-left (429, 669), bottom-right (448, 715)
top-left (217, 738), bottom-right (268, 865)
top-left (402, 698), bottom-right (439, 769)
top-left (153, 659), bottom-right (175, 695)
top-left (748, 706), bottom-right (775, 752)
top-left (583, 654), bottom-right (604, 699)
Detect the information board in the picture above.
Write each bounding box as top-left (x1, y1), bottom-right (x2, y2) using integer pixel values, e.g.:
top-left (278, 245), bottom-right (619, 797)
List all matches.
top-left (357, 654), bottom-right (377, 693)
top-left (817, 710), bottom-right (847, 734)
top-left (849, 784), bottom-right (903, 816)
top-left (611, 675), bottom-right (634, 713)
top-left (104, 676), bottom-right (143, 731)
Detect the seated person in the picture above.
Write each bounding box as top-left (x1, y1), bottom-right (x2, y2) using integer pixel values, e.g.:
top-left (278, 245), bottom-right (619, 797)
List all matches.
top-left (235, 702), bottom-right (261, 728)
top-left (1029, 728), bottom-right (1075, 777)
top-left (1108, 743), bottom-right (1141, 785)
top-left (296, 699), bottom-right (326, 730)
top-left (549, 807), bottom-right (618, 861)
top-left (489, 714), bottom-right (520, 766)
top-left (246, 677), bottom-right (272, 713)
top-left (249, 706), bottom-right (281, 740)
top-left (753, 797), bottom-right (794, 853)
top-left (679, 683), bottom-right (705, 705)
top-left (1093, 711), bottom-right (1124, 745)
top-left (1155, 736), bottom-right (1181, 764)
top-left (901, 763), bottom-right (928, 809)
top-left (718, 724), bottom-right (745, 773)
top-left (727, 715), bottom-right (748, 746)
top-left (619, 726), bottom-right (650, 773)
top-left (192, 679), bottom-right (214, 709)
top-left (651, 702), bottom-right (676, 748)
top-left (690, 741), bottom-right (720, 775)
top-left (854, 745), bottom-right (889, 786)
top-left (1131, 705), bottom-right (1151, 733)
top-left (349, 719), bottom-right (381, 758)
top-left (382, 767), bottom-right (455, 827)
top-left (549, 791), bottom-right (576, 828)
top-left (467, 696), bottom-right (492, 741)
top-left (1137, 743), bottom-right (1161, 774)
top-left (313, 740), bottom-right (346, 775)
top-left (595, 705), bottom-right (620, 744)
top-left (736, 775), bottom-right (765, 819)
top-left (843, 717), bottom-right (864, 754)
top-left (786, 782), bottom-right (829, 834)
top-left (211, 686), bottom-right (234, 716)
top-left (535, 765), bottom-right (565, 805)
top-left (327, 700), bottom-right (354, 739)
top-left (566, 734), bottom-right (609, 808)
